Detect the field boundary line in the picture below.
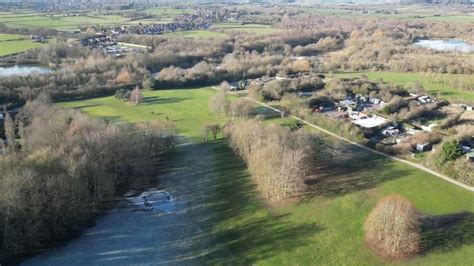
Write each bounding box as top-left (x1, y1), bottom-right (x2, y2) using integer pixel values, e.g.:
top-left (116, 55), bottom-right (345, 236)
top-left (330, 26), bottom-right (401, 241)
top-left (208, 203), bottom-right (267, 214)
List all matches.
top-left (213, 86), bottom-right (474, 192)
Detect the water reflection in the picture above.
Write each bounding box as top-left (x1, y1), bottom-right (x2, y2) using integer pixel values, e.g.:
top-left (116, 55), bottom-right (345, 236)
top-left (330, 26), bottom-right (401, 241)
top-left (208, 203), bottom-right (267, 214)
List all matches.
top-left (414, 39), bottom-right (474, 53)
top-left (0, 65), bottom-right (52, 77)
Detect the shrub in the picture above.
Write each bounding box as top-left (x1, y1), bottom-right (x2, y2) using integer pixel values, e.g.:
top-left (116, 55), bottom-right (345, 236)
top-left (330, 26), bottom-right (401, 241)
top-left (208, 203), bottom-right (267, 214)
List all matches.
top-left (142, 77), bottom-right (157, 90)
top-left (115, 88), bottom-right (130, 101)
top-left (364, 195), bottom-right (421, 260)
top-left (437, 139), bottom-right (463, 165)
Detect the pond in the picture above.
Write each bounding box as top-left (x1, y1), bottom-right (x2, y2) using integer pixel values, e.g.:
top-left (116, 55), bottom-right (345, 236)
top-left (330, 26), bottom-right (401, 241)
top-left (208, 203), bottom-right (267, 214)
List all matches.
top-left (0, 65), bottom-right (52, 77)
top-left (413, 39), bottom-right (474, 53)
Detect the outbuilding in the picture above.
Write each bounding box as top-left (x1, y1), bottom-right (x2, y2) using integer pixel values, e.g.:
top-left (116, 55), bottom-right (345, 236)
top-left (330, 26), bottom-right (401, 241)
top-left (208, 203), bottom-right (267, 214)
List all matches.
top-left (416, 143), bottom-right (432, 152)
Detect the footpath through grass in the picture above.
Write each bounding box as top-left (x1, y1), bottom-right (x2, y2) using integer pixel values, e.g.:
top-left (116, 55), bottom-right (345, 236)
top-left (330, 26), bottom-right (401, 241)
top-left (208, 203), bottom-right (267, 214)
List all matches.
top-left (61, 87), bottom-right (474, 265)
top-left (333, 71), bottom-right (474, 103)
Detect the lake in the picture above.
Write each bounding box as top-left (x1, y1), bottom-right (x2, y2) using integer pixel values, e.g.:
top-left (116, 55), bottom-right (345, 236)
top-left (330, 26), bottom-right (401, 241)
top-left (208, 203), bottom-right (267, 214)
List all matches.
top-left (0, 65), bottom-right (52, 77)
top-left (413, 39), bottom-right (474, 53)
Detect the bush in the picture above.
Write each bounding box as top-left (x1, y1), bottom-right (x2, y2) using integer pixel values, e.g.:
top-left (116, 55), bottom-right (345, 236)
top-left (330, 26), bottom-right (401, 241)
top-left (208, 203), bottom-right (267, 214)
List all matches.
top-left (364, 195), bottom-right (421, 260)
top-left (437, 139), bottom-right (463, 165)
top-left (142, 77), bottom-right (157, 90)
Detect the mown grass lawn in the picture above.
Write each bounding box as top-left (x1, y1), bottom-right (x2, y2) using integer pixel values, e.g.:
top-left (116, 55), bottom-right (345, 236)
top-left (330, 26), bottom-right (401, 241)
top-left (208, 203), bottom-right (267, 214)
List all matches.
top-left (0, 34), bottom-right (48, 56)
top-left (333, 71), bottom-right (474, 103)
top-left (0, 12), bottom-right (160, 31)
top-left (60, 87), bottom-right (227, 139)
top-left (61, 87), bottom-right (474, 265)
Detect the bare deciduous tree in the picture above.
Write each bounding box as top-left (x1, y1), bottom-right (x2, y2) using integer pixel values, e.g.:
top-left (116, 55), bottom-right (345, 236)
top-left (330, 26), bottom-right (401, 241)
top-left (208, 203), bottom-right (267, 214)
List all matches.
top-left (229, 98), bottom-right (253, 119)
top-left (364, 195), bottom-right (421, 260)
top-left (209, 88), bottom-right (230, 117)
top-left (129, 86), bottom-right (143, 105)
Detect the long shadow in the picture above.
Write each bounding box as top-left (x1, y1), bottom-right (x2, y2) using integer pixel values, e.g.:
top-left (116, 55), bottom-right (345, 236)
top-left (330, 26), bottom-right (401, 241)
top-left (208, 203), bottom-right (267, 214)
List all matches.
top-left (17, 140), bottom-right (320, 265)
top-left (189, 140), bottom-right (321, 264)
top-left (251, 106), bottom-right (281, 119)
top-left (304, 143), bottom-right (411, 198)
top-left (421, 212), bottom-right (474, 254)
top-left (140, 96), bottom-right (191, 105)
top-left (71, 104), bottom-right (100, 109)
top-left (98, 116), bottom-right (122, 123)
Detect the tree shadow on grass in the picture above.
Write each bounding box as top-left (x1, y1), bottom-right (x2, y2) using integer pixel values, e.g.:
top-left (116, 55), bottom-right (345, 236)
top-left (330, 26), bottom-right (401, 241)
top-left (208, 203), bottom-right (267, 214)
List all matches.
top-left (195, 141), bottom-right (321, 264)
top-left (421, 212), bottom-right (474, 254)
top-left (98, 116), bottom-right (122, 123)
top-left (70, 104), bottom-right (100, 109)
top-left (251, 106), bottom-right (281, 120)
top-left (140, 96), bottom-right (191, 105)
top-left (303, 144), bottom-right (411, 198)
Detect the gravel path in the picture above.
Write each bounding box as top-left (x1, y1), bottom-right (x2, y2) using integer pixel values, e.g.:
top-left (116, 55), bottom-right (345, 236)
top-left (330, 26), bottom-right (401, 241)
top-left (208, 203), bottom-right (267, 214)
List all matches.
top-left (23, 141), bottom-right (233, 266)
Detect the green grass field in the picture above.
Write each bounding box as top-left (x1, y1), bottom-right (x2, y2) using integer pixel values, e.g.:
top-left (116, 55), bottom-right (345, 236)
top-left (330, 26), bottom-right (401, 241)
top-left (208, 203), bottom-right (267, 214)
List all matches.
top-left (1, 14), bottom-right (131, 31)
top-left (60, 87), bottom-right (474, 264)
top-left (304, 6), bottom-right (474, 24)
top-left (142, 7), bottom-right (192, 17)
top-left (60, 87), bottom-right (227, 139)
top-left (333, 71), bottom-right (474, 103)
top-left (0, 34), bottom-right (49, 56)
top-left (0, 11), bottom-right (178, 31)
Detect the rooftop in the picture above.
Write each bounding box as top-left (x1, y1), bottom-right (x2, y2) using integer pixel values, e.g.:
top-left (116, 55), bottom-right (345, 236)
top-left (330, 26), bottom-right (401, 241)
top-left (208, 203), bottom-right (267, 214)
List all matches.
top-left (352, 115), bottom-right (389, 129)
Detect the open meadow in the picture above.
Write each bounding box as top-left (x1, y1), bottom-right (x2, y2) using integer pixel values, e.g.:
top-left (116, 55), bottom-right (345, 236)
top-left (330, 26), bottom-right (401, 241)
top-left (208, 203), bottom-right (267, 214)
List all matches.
top-left (304, 6), bottom-right (474, 24)
top-left (60, 87), bottom-right (474, 265)
top-left (0, 33), bottom-right (49, 56)
top-left (0, 11), bottom-right (178, 31)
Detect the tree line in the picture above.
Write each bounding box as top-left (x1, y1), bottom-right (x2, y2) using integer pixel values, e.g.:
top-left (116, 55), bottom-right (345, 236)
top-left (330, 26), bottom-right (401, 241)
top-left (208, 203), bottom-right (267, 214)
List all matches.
top-left (0, 100), bottom-right (175, 260)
